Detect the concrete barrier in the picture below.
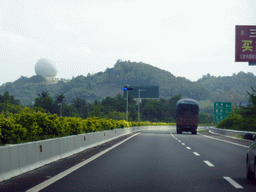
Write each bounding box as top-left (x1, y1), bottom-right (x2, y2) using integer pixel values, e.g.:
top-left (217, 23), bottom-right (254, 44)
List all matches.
top-left (0, 126), bottom-right (167, 182)
top-left (73, 135), bottom-right (84, 154)
top-left (0, 146), bottom-right (12, 182)
top-left (59, 136), bottom-right (75, 159)
top-left (8, 145), bottom-right (22, 180)
top-left (18, 143), bottom-right (33, 174)
top-left (25, 142), bottom-right (42, 171)
top-left (50, 138), bottom-right (61, 162)
top-left (39, 139), bottom-right (60, 166)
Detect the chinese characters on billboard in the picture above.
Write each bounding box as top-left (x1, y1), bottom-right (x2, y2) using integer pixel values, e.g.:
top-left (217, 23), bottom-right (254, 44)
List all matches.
top-left (235, 25), bottom-right (256, 62)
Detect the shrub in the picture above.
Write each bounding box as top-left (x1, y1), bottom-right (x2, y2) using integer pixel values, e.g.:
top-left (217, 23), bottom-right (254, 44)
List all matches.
top-left (0, 115), bottom-right (27, 144)
top-left (217, 114), bottom-right (244, 130)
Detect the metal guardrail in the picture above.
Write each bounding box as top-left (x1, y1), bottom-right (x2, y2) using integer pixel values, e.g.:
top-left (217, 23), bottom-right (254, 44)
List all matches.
top-left (200, 126), bottom-right (256, 140)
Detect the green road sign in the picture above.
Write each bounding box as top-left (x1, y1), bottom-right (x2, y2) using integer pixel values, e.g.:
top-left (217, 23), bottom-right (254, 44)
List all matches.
top-left (214, 102), bottom-right (232, 122)
top-left (123, 86), bottom-right (159, 98)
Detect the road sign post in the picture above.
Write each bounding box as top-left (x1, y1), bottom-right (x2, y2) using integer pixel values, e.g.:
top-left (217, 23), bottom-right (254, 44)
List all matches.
top-left (138, 89), bottom-right (145, 122)
top-left (122, 86), bottom-right (133, 121)
top-left (122, 86), bottom-right (159, 121)
top-left (214, 102), bottom-right (232, 122)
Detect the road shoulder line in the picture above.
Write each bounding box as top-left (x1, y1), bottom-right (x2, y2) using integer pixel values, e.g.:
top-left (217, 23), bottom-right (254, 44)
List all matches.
top-left (200, 133), bottom-right (249, 148)
top-left (26, 132), bottom-right (141, 192)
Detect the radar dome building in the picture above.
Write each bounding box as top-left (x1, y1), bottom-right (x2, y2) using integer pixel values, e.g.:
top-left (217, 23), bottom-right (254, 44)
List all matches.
top-left (35, 58), bottom-right (57, 83)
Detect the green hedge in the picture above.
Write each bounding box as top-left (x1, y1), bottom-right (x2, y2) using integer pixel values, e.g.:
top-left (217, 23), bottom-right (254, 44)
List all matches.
top-left (217, 113), bottom-right (256, 132)
top-left (0, 109), bottom-right (172, 145)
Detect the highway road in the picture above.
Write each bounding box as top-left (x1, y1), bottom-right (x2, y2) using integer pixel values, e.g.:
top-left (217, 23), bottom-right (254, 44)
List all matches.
top-left (1, 127), bottom-right (255, 191)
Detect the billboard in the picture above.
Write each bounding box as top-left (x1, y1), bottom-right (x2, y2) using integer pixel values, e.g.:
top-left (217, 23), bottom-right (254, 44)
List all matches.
top-left (123, 86), bottom-right (159, 98)
top-left (235, 25), bottom-right (256, 62)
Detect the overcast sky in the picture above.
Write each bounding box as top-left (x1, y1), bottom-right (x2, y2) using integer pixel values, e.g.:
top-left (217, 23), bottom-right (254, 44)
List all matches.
top-left (1, 0), bottom-right (256, 86)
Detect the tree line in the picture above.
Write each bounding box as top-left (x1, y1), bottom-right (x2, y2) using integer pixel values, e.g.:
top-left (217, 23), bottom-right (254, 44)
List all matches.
top-left (33, 91), bottom-right (182, 122)
top-left (0, 91), bottom-right (213, 124)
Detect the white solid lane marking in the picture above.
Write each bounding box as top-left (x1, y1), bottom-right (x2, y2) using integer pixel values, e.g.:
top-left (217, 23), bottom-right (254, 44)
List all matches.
top-left (193, 152), bottom-right (200, 156)
top-left (223, 177), bottom-right (243, 189)
top-left (186, 147), bottom-right (191, 150)
top-left (26, 133), bottom-right (141, 192)
top-left (204, 160), bottom-right (214, 167)
top-left (200, 134), bottom-right (248, 148)
top-left (181, 143), bottom-right (185, 145)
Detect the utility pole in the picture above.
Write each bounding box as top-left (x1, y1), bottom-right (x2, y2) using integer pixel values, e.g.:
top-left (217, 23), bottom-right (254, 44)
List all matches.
top-left (58, 103), bottom-right (62, 116)
top-left (58, 98), bottom-right (66, 117)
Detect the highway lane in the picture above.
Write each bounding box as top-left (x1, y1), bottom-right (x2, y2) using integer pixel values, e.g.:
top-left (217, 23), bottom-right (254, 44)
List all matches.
top-left (24, 129), bottom-right (255, 192)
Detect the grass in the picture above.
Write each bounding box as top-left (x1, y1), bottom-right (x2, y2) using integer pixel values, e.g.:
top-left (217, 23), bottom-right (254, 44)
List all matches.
top-left (197, 129), bottom-right (208, 133)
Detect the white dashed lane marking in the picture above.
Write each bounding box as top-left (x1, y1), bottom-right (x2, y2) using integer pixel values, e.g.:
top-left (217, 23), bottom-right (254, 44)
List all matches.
top-left (193, 152), bottom-right (200, 156)
top-left (223, 177), bottom-right (243, 189)
top-left (204, 160), bottom-right (214, 167)
top-left (186, 147), bottom-right (191, 150)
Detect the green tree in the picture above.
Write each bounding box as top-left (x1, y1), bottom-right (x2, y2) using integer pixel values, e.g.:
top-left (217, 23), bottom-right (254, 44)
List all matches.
top-left (62, 104), bottom-right (80, 118)
top-left (168, 94), bottom-right (181, 121)
top-left (72, 97), bottom-right (89, 119)
top-left (0, 101), bottom-right (24, 118)
top-left (88, 104), bottom-right (106, 118)
top-left (52, 94), bottom-right (66, 115)
top-left (101, 96), bottom-right (117, 113)
top-left (142, 99), bottom-right (166, 122)
top-left (107, 111), bottom-right (126, 120)
top-left (34, 91), bottom-right (53, 113)
top-left (0, 91), bottom-right (19, 105)
top-left (199, 111), bottom-right (213, 124)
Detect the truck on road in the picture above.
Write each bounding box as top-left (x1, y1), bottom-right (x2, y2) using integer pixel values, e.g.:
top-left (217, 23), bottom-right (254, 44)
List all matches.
top-left (176, 98), bottom-right (199, 134)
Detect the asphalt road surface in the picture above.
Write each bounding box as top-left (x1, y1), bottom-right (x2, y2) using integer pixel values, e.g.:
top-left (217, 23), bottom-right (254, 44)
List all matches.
top-left (1, 127), bottom-right (255, 192)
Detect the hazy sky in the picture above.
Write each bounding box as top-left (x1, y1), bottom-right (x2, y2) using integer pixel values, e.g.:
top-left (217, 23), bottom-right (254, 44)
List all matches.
top-left (1, 0), bottom-right (256, 86)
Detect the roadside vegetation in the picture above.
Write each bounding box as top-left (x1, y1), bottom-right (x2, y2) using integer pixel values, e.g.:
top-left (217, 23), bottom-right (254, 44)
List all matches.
top-left (217, 87), bottom-right (256, 132)
top-left (0, 111), bottom-right (173, 145)
top-left (0, 91), bottom-right (213, 145)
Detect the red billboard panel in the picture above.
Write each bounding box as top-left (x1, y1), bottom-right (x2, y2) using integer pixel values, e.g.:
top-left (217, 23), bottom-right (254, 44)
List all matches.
top-left (235, 25), bottom-right (256, 62)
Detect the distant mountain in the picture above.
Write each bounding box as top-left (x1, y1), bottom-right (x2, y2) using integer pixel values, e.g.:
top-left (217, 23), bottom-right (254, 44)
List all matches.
top-left (197, 72), bottom-right (256, 104)
top-left (0, 61), bottom-right (255, 107)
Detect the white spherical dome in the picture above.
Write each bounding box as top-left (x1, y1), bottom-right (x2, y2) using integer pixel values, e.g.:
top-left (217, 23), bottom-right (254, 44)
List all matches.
top-left (35, 58), bottom-right (57, 78)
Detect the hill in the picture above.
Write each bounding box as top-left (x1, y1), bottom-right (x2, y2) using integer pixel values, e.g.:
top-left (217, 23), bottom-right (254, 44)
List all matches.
top-left (0, 61), bottom-right (255, 112)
